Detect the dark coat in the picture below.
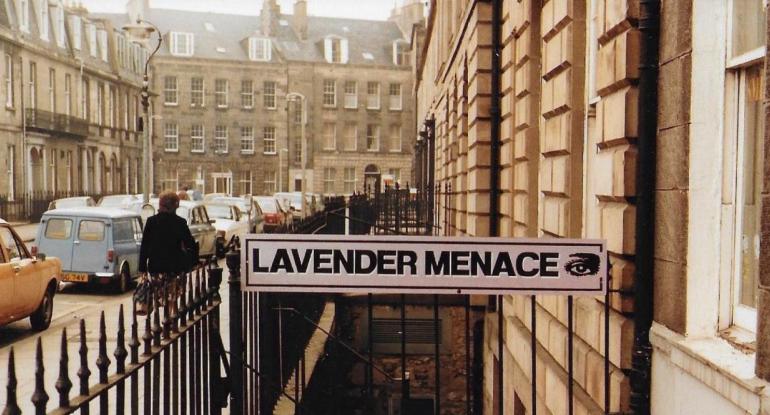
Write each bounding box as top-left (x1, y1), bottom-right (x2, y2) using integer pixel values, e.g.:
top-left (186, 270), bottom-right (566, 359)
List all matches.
top-left (138, 211), bottom-right (197, 273)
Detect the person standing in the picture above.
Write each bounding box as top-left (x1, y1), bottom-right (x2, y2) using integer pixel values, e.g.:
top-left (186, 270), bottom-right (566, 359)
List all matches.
top-left (137, 191), bottom-right (198, 314)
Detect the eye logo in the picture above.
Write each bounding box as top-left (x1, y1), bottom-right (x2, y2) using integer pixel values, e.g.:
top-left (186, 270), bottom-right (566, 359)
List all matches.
top-left (564, 253), bottom-right (600, 277)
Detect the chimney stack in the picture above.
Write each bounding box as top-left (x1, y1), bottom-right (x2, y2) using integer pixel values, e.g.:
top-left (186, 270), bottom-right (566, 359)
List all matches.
top-left (260, 0), bottom-right (281, 37)
top-left (388, 0), bottom-right (425, 39)
top-left (292, 0), bottom-right (308, 40)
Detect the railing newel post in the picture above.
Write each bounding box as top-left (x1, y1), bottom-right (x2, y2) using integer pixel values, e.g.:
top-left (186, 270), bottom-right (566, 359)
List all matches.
top-left (31, 337), bottom-right (49, 415)
top-left (3, 348), bottom-right (21, 415)
top-left (96, 310), bottom-right (111, 414)
top-left (115, 305), bottom-right (128, 415)
top-left (56, 328), bottom-right (73, 409)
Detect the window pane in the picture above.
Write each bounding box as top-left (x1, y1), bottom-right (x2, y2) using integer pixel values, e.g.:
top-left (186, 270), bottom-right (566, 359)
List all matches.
top-left (45, 218), bottom-right (72, 240)
top-left (731, 0), bottom-right (766, 57)
top-left (78, 220), bottom-right (105, 241)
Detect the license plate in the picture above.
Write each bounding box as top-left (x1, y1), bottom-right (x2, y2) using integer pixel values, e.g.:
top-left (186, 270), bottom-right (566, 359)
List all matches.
top-left (63, 273), bottom-right (89, 283)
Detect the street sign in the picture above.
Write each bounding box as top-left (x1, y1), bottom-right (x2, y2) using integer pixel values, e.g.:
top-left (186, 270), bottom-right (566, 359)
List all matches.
top-left (241, 234), bottom-right (607, 295)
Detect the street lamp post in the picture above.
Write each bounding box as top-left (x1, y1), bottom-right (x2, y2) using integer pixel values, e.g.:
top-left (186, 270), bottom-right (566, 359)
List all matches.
top-left (122, 20), bottom-right (162, 204)
top-left (278, 148), bottom-right (288, 192)
top-left (286, 92), bottom-right (307, 218)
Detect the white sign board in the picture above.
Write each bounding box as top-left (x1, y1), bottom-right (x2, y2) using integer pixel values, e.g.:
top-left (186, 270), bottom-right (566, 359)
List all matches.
top-left (242, 234), bottom-right (607, 295)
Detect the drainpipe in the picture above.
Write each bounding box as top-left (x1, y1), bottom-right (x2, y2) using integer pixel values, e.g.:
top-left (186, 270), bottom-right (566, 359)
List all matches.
top-left (489, 0), bottom-right (502, 238)
top-left (631, 0), bottom-right (659, 413)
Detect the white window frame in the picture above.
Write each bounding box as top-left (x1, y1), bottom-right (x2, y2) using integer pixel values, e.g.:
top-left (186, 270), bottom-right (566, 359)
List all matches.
top-left (344, 123), bottom-right (357, 151)
top-left (248, 37), bottom-right (271, 61)
top-left (28, 61), bottom-right (36, 110)
top-left (344, 167), bottom-right (357, 194)
top-left (55, 5), bottom-right (64, 48)
top-left (263, 81), bottom-right (276, 109)
top-left (164, 76), bottom-right (178, 106)
top-left (393, 40), bottom-right (409, 66)
top-left (263, 126), bottom-right (276, 154)
top-left (323, 122), bottom-right (336, 150)
top-left (214, 125), bottom-right (228, 154)
top-left (344, 81), bottom-right (357, 109)
top-left (164, 123), bottom-right (179, 152)
top-left (95, 82), bottom-right (103, 124)
top-left (5, 54), bottom-right (13, 109)
top-left (215, 79), bottom-right (228, 108)
top-left (323, 79), bottom-right (336, 107)
top-left (108, 87), bottom-right (115, 127)
top-left (70, 16), bottom-right (81, 49)
top-left (323, 167), bottom-right (335, 194)
top-left (389, 83), bottom-right (402, 111)
top-left (191, 124), bottom-right (205, 153)
top-left (19, 0), bottom-right (29, 33)
top-left (240, 126), bottom-right (254, 154)
top-left (324, 36), bottom-right (349, 64)
top-left (191, 77), bottom-right (205, 107)
top-left (263, 171), bottom-right (276, 194)
top-left (241, 80), bottom-right (253, 109)
top-left (366, 124), bottom-right (379, 151)
top-left (98, 29), bottom-right (108, 61)
top-left (39, 0), bottom-right (49, 41)
top-left (88, 24), bottom-right (97, 57)
top-left (367, 82), bottom-right (380, 110)
top-left (65, 74), bottom-right (72, 116)
top-left (170, 32), bottom-right (194, 57)
top-left (47, 68), bottom-right (55, 113)
top-left (389, 124), bottom-right (402, 152)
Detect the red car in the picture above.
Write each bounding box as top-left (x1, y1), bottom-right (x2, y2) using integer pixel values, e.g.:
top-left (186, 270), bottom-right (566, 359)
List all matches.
top-left (254, 196), bottom-right (286, 232)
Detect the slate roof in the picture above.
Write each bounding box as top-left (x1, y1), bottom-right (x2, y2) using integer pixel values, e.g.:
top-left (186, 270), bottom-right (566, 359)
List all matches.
top-left (96, 8), bottom-right (406, 67)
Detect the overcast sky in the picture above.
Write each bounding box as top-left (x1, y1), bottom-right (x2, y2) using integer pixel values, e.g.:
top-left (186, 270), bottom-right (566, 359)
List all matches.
top-left (79, 0), bottom-right (404, 21)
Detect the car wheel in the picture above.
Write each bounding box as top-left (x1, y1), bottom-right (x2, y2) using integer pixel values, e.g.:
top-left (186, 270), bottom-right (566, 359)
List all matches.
top-left (30, 287), bottom-right (54, 331)
top-left (117, 265), bottom-right (131, 293)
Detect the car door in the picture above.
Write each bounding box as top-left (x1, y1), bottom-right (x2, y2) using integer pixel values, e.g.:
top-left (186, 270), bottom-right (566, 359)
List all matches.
top-left (131, 218), bottom-right (143, 274)
top-left (71, 218), bottom-right (108, 275)
top-left (0, 235), bottom-right (13, 323)
top-left (0, 226), bottom-right (41, 316)
top-left (197, 207), bottom-right (216, 257)
top-left (112, 219), bottom-right (138, 275)
top-left (38, 216), bottom-right (75, 271)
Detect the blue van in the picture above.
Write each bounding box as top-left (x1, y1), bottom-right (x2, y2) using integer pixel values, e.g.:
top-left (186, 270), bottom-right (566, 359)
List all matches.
top-left (34, 208), bottom-right (143, 292)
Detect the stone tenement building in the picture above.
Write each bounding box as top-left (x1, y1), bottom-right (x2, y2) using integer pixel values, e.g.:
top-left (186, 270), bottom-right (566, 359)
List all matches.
top-left (101, 0), bottom-right (423, 197)
top-left (418, 0), bottom-right (770, 414)
top-left (0, 0), bottom-right (147, 198)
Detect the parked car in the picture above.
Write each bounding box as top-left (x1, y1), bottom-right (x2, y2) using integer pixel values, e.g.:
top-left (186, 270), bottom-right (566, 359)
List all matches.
top-left (126, 199), bottom-right (217, 263)
top-left (254, 196), bottom-right (286, 232)
top-left (98, 194), bottom-right (139, 209)
top-left (204, 202), bottom-right (250, 257)
top-left (275, 192), bottom-right (305, 221)
top-left (203, 193), bottom-right (229, 202)
top-left (0, 220), bottom-right (61, 330)
top-left (274, 197), bottom-right (294, 230)
top-left (34, 208), bottom-right (143, 293)
top-left (47, 196), bottom-right (96, 211)
top-left (211, 196), bottom-right (264, 233)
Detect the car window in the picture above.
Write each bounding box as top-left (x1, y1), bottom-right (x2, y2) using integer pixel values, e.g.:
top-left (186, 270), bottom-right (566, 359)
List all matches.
top-left (190, 208), bottom-right (201, 225)
top-left (200, 207), bottom-right (211, 223)
top-left (78, 220), bottom-right (105, 241)
top-left (44, 218), bottom-right (73, 240)
top-left (0, 227), bottom-right (27, 261)
top-left (233, 207), bottom-right (241, 221)
top-left (133, 218), bottom-right (143, 240)
top-left (113, 220), bottom-right (134, 242)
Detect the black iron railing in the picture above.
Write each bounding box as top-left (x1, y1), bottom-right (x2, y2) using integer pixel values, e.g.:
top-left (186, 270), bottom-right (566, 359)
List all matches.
top-left (2, 266), bottom-right (228, 414)
top-left (25, 109), bottom-right (89, 137)
top-left (0, 191), bottom-right (114, 223)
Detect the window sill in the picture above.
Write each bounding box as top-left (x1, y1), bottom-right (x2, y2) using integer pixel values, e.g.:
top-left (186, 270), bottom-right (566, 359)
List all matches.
top-left (241, 150), bottom-right (255, 155)
top-left (264, 107), bottom-right (277, 111)
top-left (650, 322), bottom-right (768, 413)
top-left (191, 150), bottom-right (205, 154)
top-left (344, 106), bottom-right (358, 110)
top-left (366, 107), bottom-right (381, 111)
top-left (164, 149), bottom-right (179, 153)
top-left (263, 152), bottom-right (276, 156)
top-left (389, 108), bottom-right (403, 112)
top-left (389, 150), bottom-right (402, 153)
top-left (164, 103), bottom-right (178, 107)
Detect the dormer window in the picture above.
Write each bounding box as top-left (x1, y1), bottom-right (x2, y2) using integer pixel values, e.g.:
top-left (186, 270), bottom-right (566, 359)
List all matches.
top-left (70, 16), bottom-right (81, 50)
top-left (87, 23), bottom-right (97, 57)
top-left (38, 0), bottom-right (49, 41)
top-left (170, 32), bottom-right (194, 57)
top-left (19, 0), bottom-right (29, 33)
top-left (324, 35), bottom-right (348, 64)
top-left (54, 6), bottom-right (65, 48)
top-left (248, 37), bottom-right (271, 61)
top-left (98, 29), bottom-right (108, 62)
top-left (393, 40), bottom-right (409, 66)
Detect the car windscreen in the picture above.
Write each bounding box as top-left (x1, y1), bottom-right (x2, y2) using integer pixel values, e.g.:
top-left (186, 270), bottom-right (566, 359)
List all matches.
top-left (206, 205), bottom-right (233, 219)
top-left (44, 218), bottom-right (73, 240)
top-left (78, 220), bottom-right (105, 241)
top-left (256, 198), bottom-right (278, 213)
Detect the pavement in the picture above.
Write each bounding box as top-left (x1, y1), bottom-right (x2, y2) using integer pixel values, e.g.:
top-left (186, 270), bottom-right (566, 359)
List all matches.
top-left (0, 259), bottom-right (234, 413)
